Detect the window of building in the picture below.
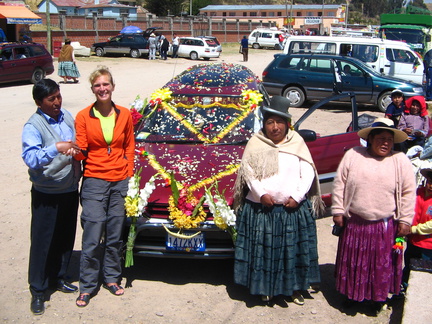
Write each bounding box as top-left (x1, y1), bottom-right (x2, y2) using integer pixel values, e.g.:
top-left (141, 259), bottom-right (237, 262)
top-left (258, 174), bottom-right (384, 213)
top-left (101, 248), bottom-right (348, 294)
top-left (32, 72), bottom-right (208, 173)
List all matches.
top-left (318, 12), bottom-right (322, 17)
top-left (277, 12), bottom-right (282, 16)
top-left (229, 12), bottom-right (235, 16)
top-left (210, 12), bottom-right (216, 17)
top-left (269, 12), bottom-right (275, 17)
top-left (307, 12), bottom-right (313, 16)
top-left (97, 9), bottom-right (103, 16)
top-left (296, 12), bottom-right (301, 16)
top-left (243, 12), bottom-right (247, 16)
top-left (262, 12), bottom-right (267, 17)
top-left (250, 12), bottom-right (257, 16)
top-left (328, 12), bottom-right (335, 17)
top-left (222, 12), bottom-right (226, 16)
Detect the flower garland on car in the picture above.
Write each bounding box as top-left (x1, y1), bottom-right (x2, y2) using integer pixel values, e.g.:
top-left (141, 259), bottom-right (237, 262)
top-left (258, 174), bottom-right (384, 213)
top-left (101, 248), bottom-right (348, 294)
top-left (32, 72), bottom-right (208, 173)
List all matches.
top-left (139, 87), bottom-right (263, 144)
top-left (166, 172), bottom-right (206, 231)
top-left (131, 83), bottom-right (262, 234)
top-left (124, 168), bottom-right (157, 267)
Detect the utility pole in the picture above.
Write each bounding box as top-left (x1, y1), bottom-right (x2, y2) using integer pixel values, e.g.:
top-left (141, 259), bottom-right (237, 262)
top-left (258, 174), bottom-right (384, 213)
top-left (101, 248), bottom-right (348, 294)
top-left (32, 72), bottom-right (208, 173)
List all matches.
top-left (46, 0), bottom-right (51, 54)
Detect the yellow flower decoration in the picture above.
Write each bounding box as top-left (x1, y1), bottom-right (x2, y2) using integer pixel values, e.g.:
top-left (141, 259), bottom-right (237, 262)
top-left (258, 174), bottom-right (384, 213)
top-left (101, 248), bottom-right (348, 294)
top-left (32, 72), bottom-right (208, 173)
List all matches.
top-left (150, 88), bottom-right (173, 102)
top-left (241, 89), bottom-right (263, 106)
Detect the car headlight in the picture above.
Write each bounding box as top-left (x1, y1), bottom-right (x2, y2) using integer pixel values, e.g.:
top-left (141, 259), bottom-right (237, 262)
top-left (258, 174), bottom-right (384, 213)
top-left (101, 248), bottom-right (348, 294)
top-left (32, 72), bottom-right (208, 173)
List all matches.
top-left (413, 87), bottom-right (424, 93)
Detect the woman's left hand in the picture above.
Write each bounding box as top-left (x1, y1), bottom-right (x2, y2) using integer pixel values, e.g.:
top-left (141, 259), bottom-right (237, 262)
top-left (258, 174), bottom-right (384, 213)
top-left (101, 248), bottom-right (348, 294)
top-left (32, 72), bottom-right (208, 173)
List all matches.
top-left (397, 222), bottom-right (410, 237)
top-left (285, 197), bottom-right (299, 209)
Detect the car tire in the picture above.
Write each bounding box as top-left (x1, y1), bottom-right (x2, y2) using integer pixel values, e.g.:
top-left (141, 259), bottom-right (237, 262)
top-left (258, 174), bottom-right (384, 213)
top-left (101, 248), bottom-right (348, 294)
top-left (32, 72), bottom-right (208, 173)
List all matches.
top-left (31, 68), bottom-right (45, 84)
top-left (130, 49), bottom-right (140, 58)
top-left (377, 91), bottom-right (392, 113)
top-left (95, 47), bottom-right (104, 57)
top-left (283, 86), bottom-right (305, 108)
top-left (190, 51), bottom-right (199, 60)
top-left (252, 43), bottom-right (260, 49)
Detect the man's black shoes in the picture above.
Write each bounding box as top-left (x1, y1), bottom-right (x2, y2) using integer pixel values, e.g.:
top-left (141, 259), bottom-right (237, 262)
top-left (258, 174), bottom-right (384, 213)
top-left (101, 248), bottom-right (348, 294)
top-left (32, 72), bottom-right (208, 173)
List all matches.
top-left (57, 279), bottom-right (78, 293)
top-left (30, 295), bottom-right (45, 315)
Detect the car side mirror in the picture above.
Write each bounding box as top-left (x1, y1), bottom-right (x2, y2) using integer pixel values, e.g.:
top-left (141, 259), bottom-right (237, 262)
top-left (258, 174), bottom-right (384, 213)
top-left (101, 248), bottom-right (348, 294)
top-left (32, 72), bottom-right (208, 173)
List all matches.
top-left (297, 129), bottom-right (316, 142)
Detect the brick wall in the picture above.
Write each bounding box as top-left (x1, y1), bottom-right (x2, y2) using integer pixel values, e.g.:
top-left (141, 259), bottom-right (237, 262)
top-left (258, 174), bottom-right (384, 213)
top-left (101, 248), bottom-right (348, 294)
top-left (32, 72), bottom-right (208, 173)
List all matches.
top-left (31, 13), bottom-right (274, 52)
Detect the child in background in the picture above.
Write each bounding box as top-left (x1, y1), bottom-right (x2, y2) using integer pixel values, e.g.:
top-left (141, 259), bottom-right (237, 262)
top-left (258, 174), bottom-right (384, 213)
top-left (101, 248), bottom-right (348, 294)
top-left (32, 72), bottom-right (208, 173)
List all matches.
top-left (398, 95), bottom-right (429, 152)
top-left (385, 89), bottom-right (405, 127)
top-left (403, 168), bottom-right (432, 288)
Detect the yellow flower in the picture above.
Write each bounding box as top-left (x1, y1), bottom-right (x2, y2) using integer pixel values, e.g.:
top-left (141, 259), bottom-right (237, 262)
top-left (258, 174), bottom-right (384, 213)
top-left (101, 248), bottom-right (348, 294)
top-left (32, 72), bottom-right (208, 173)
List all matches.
top-left (214, 216), bottom-right (228, 230)
top-left (241, 89), bottom-right (263, 106)
top-left (151, 88), bottom-right (172, 102)
top-left (125, 196), bottom-right (139, 217)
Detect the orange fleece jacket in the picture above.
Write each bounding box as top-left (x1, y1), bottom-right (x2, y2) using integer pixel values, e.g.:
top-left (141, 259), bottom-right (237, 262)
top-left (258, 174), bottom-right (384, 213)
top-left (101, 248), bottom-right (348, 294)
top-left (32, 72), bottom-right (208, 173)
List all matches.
top-left (74, 103), bottom-right (135, 181)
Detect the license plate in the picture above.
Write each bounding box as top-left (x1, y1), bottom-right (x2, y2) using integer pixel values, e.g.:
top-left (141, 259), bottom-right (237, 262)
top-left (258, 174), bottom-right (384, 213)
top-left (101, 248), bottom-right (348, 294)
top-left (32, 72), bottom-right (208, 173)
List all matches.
top-left (166, 232), bottom-right (206, 252)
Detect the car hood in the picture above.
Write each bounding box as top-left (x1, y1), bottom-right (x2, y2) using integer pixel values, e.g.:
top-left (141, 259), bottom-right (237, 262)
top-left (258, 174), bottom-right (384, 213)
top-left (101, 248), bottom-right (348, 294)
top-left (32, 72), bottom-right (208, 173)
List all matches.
top-left (135, 141), bottom-right (245, 215)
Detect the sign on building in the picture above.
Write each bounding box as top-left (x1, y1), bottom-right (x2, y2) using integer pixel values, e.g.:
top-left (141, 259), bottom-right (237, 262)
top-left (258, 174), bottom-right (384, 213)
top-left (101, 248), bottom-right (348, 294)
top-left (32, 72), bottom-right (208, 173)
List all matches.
top-left (305, 17), bottom-right (322, 25)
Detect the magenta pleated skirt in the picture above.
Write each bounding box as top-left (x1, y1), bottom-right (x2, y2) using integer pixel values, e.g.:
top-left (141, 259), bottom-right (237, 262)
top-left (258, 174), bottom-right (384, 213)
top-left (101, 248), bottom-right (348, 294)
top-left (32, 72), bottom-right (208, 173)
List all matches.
top-left (335, 214), bottom-right (402, 302)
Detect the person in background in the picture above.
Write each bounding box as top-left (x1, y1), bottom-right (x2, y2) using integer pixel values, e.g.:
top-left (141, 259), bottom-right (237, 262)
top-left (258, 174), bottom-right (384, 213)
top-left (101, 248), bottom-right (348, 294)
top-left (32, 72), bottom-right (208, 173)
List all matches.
top-left (22, 79), bottom-right (81, 315)
top-left (332, 118), bottom-right (415, 313)
top-left (148, 33), bottom-right (157, 60)
top-left (423, 49), bottom-right (432, 100)
top-left (171, 33), bottom-right (179, 58)
top-left (234, 96), bottom-right (323, 305)
top-left (241, 35), bottom-right (249, 62)
top-left (385, 89), bottom-right (406, 128)
top-left (58, 38), bottom-right (80, 84)
top-left (402, 167), bottom-right (432, 290)
top-left (159, 34), bottom-right (169, 60)
top-left (398, 95), bottom-right (429, 152)
top-left (74, 66), bottom-right (135, 307)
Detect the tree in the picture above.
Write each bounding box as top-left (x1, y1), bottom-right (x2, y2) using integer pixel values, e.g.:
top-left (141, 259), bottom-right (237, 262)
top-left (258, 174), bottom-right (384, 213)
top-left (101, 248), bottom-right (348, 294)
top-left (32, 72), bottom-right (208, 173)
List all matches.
top-left (144, 0), bottom-right (184, 16)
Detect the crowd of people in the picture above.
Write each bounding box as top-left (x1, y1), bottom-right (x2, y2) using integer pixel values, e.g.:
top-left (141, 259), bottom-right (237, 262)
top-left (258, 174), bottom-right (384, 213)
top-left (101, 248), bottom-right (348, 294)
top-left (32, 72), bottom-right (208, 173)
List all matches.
top-left (22, 61), bottom-right (432, 316)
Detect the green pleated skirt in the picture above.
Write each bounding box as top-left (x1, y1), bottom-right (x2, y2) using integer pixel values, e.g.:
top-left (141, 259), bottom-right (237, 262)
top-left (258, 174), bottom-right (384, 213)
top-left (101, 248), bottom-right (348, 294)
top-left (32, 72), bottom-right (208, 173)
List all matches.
top-left (234, 199), bottom-right (320, 297)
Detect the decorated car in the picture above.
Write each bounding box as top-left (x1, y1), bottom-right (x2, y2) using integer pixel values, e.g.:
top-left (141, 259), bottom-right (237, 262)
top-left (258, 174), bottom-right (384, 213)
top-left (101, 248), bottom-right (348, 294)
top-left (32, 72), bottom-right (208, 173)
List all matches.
top-left (125, 63), bottom-right (366, 261)
top-left (125, 63), bottom-right (268, 261)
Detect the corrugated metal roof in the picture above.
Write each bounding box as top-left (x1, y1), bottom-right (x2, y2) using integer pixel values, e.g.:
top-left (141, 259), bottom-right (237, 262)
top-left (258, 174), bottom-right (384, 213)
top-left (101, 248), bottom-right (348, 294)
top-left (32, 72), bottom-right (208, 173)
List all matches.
top-left (200, 4), bottom-right (341, 11)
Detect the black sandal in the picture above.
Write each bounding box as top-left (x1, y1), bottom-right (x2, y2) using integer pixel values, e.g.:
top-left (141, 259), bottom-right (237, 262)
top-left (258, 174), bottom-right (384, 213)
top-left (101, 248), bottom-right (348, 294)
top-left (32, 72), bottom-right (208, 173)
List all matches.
top-left (76, 294), bottom-right (90, 307)
top-left (103, 283), bottom-right (124, 296)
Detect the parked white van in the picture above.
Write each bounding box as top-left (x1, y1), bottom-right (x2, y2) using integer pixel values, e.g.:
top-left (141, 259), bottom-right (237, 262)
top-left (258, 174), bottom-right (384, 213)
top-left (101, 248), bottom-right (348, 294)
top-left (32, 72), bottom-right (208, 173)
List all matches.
top-left (283, 36), bottom-right (423, 84)
top-left (248, 28), bottom-right (284, 50)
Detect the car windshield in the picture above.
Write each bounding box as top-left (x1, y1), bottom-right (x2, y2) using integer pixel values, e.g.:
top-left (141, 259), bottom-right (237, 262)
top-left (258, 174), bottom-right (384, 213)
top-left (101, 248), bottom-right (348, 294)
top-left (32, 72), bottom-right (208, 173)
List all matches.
top-left (135, 63), bottom-right (265, 144)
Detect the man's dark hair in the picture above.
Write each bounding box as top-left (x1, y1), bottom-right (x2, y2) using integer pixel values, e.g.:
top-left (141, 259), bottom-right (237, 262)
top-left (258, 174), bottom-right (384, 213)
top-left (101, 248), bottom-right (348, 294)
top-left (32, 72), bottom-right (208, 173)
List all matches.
top-left (32, 79), bottom-right (60, 102)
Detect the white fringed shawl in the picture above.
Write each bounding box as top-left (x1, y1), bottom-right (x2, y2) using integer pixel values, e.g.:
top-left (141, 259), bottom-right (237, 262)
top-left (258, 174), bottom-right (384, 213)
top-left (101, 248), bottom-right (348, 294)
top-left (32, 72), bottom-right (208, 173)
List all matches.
top-left (234, 130), bottom-right (325, 217)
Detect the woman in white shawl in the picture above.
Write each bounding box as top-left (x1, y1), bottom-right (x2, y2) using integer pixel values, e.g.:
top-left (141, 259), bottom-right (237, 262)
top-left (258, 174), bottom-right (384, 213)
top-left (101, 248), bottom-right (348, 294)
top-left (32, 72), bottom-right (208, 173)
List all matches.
top-left (234, 96), bottom-right (323, 305)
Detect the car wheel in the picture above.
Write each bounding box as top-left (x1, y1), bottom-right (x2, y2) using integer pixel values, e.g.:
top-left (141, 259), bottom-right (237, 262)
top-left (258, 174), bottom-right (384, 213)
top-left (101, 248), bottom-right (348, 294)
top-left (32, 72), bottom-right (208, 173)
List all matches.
top-left (31, 68), bottom-right (45, 84)
top-left (189, 51), bottom-right (199, 60)
top-left (377, 91), bottom-right (392, 113)
top-left (283, 86), bottom-right (305, 108)
top-left (252, 43), bottom-right (260, 49)
top-left (130, 49), bottom-right (140, 58)
top-left (274, 44), bottom-right (281, 50)
top-left (95, 47), bottom-right (104, 57)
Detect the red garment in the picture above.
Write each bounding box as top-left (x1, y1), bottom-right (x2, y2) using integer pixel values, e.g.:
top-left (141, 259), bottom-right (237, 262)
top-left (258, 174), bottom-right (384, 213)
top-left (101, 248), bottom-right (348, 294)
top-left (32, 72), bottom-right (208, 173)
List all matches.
top-left (74, 103), bottom-right (135, 182)
top-left (404, 96), bottom-right (428, 117)
top-left (411, 187), bottom-right (432, 250)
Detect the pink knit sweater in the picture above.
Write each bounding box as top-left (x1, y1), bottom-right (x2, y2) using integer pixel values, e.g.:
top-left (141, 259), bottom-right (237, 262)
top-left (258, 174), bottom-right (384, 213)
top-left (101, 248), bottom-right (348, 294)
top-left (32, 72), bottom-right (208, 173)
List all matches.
top-left (332, 146), bottom-right (415, 225)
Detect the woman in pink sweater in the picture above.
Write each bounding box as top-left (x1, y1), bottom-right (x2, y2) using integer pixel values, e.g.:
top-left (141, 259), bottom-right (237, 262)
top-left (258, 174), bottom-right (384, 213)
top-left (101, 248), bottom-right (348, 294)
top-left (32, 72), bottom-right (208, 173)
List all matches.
top-left (332, 117), bottom-right (416, 313)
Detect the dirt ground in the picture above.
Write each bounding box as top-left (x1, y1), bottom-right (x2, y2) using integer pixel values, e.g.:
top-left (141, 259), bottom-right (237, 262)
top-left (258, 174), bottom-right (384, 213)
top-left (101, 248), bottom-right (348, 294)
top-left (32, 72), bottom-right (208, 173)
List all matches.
top-left (0, 48), bottom-right (400, 324)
